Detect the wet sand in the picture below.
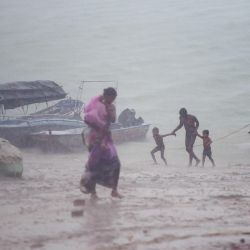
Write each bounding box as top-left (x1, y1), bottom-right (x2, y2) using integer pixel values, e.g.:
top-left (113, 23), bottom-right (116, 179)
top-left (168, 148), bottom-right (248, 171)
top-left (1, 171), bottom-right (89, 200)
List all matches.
top-left (1, 145), bottom-right (250, 250)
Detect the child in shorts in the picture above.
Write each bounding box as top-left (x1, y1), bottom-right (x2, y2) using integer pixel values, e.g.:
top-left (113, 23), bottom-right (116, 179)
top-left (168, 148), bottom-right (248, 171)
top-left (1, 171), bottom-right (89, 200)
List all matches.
top-left (151, 127), bottom-right (174, 165)
top-left (197, 130), bottom-right (215, 167)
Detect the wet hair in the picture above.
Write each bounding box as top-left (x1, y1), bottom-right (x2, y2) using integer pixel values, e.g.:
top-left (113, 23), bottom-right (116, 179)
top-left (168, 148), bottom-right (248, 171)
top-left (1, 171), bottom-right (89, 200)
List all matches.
top-left (179, 108), bottom-right (187, 116)
top-left (203, 129), bottom-right (209, 135)
top-left (152, 127), bottom-right (159, 133)
top-left (103, 87), bottom-right (117, 97)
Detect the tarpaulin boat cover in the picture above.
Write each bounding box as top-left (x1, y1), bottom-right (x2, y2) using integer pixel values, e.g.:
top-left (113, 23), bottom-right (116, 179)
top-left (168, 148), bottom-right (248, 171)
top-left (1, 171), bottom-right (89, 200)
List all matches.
top-left (0, 80), bottom-right (67, 109)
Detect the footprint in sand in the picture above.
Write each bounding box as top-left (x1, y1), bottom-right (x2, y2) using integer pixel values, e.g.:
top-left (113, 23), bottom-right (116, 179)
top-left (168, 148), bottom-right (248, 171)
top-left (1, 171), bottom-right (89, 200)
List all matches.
top-left (30, 243), bottom-right (44, 249)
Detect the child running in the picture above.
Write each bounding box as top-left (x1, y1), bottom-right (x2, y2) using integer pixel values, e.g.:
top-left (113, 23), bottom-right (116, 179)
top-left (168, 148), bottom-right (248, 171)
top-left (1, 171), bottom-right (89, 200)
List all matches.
top-left (197, 130), bottom-right (215, 167)
top-left (151, 127), bottom-right (174, 166)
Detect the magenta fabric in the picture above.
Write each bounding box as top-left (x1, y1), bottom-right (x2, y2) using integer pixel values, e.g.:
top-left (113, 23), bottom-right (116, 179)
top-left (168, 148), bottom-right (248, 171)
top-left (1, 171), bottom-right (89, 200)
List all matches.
top-left (80, 95), bottom-right (121, 193)
top-left (84, 95), bottom-right (107, 129)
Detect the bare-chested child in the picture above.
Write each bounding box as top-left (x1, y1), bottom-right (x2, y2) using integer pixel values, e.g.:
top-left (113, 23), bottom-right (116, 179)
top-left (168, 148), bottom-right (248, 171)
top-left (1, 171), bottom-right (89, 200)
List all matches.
top-left (151, 127), bottom-right (174, 165)
top-left (197, 130), bottom-right (215, 167)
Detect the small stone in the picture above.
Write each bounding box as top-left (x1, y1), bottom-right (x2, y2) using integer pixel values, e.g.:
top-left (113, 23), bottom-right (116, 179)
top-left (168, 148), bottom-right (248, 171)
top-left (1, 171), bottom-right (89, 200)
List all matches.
top-left (73, 199), bottom-right (85, 206)
top-left (240, 238), bottom-right (245, 244)
top-left (71, 209), bottom-right (84, 217)
top-left (0, 138), bottom-right (23, 177)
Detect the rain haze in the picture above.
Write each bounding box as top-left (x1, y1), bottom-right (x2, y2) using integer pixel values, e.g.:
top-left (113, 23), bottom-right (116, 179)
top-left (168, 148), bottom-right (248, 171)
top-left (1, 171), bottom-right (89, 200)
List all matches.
top-left (0, 0), bottom-right (250, 250)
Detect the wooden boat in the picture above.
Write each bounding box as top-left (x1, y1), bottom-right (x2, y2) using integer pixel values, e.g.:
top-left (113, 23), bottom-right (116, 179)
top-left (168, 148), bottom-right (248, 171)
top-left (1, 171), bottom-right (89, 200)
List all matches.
top-left (0, 116), bottom-right (86, 147)
top-left (30, 123), bottom-right (150, 152)
top-left (0, 80), bottom-right (150, 150)
top-left (0, 81), bottom-right (84, 147)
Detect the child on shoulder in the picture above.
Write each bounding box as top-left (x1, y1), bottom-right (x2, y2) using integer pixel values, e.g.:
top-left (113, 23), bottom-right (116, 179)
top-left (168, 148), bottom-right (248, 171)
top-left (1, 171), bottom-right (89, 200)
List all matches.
top-left (151, 127), bottom-right (174, 166)
top-left (197, 130), bottom-right (215, 167)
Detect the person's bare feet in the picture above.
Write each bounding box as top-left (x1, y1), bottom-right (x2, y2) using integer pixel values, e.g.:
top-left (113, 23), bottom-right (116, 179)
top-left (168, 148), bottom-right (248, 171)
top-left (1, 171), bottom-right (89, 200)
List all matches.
top-left (195, 159), bottom-right (201, 166)
top-left (90, 193), bottom-right (98, 200)
top-left (111, 190), bottom-right (123, 199)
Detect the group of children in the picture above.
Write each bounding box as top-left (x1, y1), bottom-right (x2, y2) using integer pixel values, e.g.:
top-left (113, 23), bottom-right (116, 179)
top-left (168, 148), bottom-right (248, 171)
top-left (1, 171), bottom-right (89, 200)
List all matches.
top-left (151, 110), bottom-right (215, 167)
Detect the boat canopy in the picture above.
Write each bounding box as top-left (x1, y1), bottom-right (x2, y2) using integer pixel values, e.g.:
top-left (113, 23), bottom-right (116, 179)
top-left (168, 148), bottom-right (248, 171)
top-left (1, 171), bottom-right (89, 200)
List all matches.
top-left (0, 80), bottom-right (67, 109)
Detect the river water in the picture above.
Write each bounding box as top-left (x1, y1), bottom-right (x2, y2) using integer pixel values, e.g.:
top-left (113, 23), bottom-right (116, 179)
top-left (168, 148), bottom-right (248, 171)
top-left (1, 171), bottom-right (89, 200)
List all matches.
top-left (1, 0), bottom-right (250, 164)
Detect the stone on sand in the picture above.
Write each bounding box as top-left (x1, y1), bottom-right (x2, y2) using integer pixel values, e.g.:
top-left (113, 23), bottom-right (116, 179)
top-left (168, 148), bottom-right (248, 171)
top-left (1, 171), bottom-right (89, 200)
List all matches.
top-left (0, 138), bottom-right (23, 177)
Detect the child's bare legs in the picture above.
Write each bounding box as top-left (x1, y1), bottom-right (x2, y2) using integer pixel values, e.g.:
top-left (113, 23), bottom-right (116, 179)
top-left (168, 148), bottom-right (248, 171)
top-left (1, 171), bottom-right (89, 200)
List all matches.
top-left (202, 155), bottom-right (206, 166)
top-left (204, 151), bottom-right (215, 167)
top-left (208, 155), bottom-right (215, 167)
top-left (151, 147), bottom-right (159, 164)
top-left (160, 148), bottom-right (167, 166)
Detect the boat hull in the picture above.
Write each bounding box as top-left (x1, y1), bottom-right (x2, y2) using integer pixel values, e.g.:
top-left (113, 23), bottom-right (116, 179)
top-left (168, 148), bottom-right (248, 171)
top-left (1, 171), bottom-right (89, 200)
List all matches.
top-left (30, 124), bottom-right (150, 152)
top-left (0, 117), bottom-right (85, 147)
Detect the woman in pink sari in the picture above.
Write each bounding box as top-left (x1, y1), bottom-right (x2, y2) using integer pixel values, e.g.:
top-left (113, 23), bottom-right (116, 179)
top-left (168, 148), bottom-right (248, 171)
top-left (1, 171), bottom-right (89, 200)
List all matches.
top-left (80, 87), bottom-right (122, 199)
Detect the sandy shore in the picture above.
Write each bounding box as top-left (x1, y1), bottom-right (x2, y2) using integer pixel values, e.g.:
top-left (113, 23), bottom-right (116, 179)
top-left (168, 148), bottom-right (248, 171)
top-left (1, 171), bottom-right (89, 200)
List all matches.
top-left (1, 144), bottom-right (250, 250)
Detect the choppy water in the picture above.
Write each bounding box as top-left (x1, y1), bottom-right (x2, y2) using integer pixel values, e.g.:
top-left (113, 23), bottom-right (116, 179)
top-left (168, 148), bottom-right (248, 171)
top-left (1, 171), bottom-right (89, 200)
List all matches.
top-left (0, 0), bottom-right (250, 163)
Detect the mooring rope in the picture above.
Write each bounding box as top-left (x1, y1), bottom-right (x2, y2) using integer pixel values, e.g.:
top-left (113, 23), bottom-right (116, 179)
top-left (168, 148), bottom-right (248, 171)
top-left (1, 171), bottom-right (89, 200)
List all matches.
top-left (168, 123), bottom-right (250, 151)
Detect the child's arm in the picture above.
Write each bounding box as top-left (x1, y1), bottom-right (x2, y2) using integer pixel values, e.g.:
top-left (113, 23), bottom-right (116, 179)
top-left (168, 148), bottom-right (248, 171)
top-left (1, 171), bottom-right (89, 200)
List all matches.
top-left (161, 133), bottom-right (176, 138)
top-left (195, 131), bottom-right (203, 139)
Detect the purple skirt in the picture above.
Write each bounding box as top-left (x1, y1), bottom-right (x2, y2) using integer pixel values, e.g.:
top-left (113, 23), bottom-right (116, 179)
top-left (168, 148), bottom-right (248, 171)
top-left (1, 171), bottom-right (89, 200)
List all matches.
top-left (80, 141), bottom-right (121, 194)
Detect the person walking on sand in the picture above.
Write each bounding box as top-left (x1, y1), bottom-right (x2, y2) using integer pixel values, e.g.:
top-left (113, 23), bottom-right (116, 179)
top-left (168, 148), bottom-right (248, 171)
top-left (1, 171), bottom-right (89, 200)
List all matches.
top-left (80, 87), bottom-right (122, 199)
top-left (197, 130), bottom-right (215, 167)
top-left (171, 108), bottom-right (200, 166)
top-left (151, 127), bottom-right (174, 166)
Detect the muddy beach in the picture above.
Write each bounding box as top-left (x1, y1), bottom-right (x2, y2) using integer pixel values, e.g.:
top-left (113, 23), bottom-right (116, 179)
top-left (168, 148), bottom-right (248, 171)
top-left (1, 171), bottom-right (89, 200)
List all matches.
top-left (1, 142), bottom-right (250, 250)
